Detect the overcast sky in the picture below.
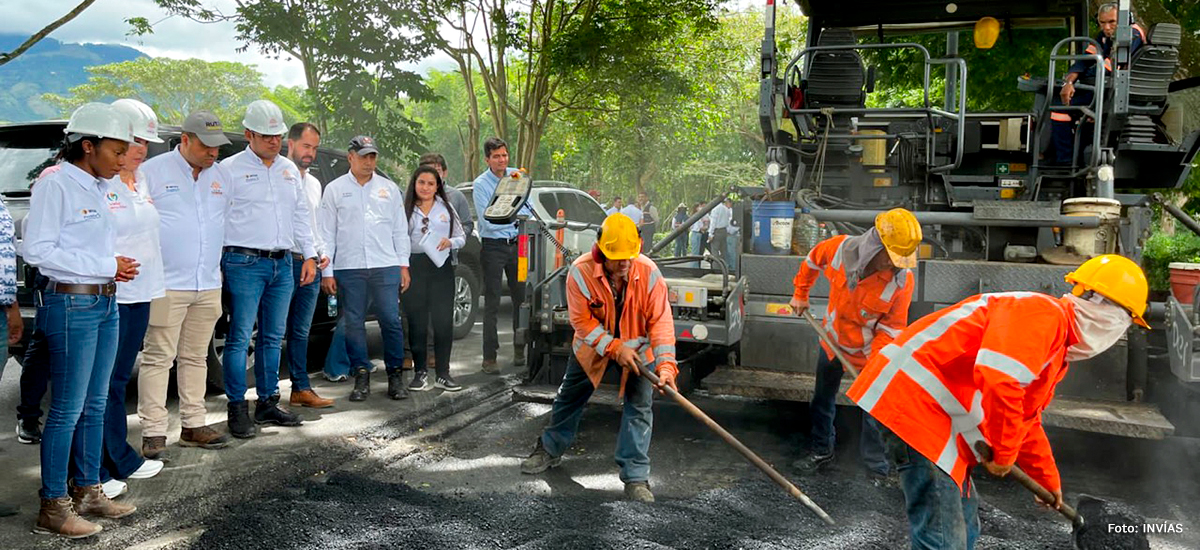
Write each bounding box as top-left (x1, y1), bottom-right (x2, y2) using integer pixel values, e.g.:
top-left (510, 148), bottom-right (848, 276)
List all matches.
top-left (0, 0), bottom-right (453, 88)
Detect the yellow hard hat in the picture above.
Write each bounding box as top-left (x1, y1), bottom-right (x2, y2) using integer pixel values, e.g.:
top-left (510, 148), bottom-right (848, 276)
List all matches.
top-left (597, 213), bottom-right (642, 260)
top-left (875, 208), bottom-right (922, 269)
top-left (974, 17), bottom-right (1000, 49)
top-left (1065, 254), bottom-right (1150, 328)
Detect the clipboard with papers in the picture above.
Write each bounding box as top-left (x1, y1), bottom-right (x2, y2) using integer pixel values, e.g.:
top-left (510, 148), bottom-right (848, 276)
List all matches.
top-left (418, 230), bottom-right (451, 267)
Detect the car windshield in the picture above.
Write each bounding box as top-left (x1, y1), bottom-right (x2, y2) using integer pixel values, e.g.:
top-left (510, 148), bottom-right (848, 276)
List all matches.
top-left (0, 143), bottom-right (61, 194)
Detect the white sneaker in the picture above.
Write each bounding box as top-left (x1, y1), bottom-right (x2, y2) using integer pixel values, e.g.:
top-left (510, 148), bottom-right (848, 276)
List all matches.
top-left (127, 459), bottom-right (164, 480)
top-left (101, 479), bottom-right (128, 500)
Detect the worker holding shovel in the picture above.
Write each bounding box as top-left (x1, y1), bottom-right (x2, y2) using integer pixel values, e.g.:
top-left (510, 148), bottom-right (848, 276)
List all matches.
top-left (846, 255), bottom-right (1150, 550)
top-left (788, 208), bottom-right (921, 483)
top-left (520, 213), bottom-right (678, 503)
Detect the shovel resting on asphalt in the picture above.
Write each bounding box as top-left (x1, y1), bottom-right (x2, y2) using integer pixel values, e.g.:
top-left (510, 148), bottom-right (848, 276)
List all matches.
top-left (801, 310), bottom-right (1148, 550)
top-left (633, 359), bottom-right (836, 525)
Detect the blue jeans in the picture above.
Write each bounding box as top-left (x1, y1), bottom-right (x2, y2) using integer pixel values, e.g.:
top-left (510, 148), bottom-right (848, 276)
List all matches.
top-left (726, 234), bottom-right (739, 267)
top-left (336, 267), bottom-right (404, 373)
top-left (1051, 88), bottom-right (1094, 165)
top-left (264, 257), bottom-right (319, 392)
top-left (882, 428), bottom-right (980, 550)
top-left (689, 232), bottom-right (704, 266)
top-left (540, 355), bottom-right (654, 483)
top-left (222, 252), bottom-right (294, 403)
top-left (673, 234), bottom-right (687, 257)
top-left (810, 349), bottom-right (890, 475)
top-left (39, 291), bottom-right (119, 498)
top-left (100, 302), bottom-right (150, 481)
top-left (323, 317), bottom-right (351, 379)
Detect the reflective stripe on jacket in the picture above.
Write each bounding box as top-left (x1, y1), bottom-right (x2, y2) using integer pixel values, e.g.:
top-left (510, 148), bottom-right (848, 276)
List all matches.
top-left (565, 254), bottom-right (678, 392)
top-left (792, 235), bottom-right (914, 369)
top-left (846, 292), bottom-right (1080, 492)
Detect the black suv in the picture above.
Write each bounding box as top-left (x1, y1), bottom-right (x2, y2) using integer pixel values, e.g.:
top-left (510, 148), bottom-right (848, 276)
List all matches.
top-left (0, 121), bottom-right (481, 388)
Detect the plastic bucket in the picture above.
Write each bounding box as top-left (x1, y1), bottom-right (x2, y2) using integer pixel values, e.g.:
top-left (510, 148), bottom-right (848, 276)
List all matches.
top-left (752, 200), bottom-right (796, 255)
top-left (1169, 262), bottom-right (1200, 304)
top-left (1062, 198), bottom-right (1122, 257)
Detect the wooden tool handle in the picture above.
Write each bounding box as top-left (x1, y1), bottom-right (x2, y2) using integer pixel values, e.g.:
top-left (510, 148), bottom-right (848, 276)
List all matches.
top-left (801, 310), bottom-right (860, 379)
top-left (635, 361), bottom-right (836, 525)
top-left (973, 441), bottom-right (1078, 522)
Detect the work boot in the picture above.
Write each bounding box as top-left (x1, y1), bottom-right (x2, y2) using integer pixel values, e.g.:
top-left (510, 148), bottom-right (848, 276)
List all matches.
top-left (227, 401), bottom-right (256, 439)
top-left (513, 345), bottom-right (526, 367)
top-left (868, 469), bottom-right (899, 489)
top-left (69, 484), bottom-right (136, 519)
top-left (180, 425), bottom-right (231, 449)
top-left (402, 356), bottom-right (414, 371)
top-left (289, 389), bottom-right (334, 409)
top-left (387, 371), bottom-right (409, 400)
top-left (349, 367), bottom-right (371, 402)
top-left (408, 371), bottom-right (430, 392)
top-left (481, 359), bottom-right (500, 375)
top-left (254, 395), bottom-right (303, 427)
top-left (624, 481), bottom-right (655, 503)
top-left (520, 438), bottom-right (562, 474)
top-left (32, 497), bottom-right (101, 539)
top-left (141, 436), bottom-right (168, 459)
top-left (17, 417), bottom-right (42, 444)
top-left (791, 450), bottom-right (835, 474)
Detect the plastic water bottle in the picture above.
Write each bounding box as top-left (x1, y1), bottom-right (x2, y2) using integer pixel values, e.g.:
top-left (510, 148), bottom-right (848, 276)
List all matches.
top-left (327, 294), bottom-right (338, 318)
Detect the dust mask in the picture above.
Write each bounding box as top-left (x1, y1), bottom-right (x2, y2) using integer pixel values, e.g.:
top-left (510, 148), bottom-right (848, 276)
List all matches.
top-left (1063, 293), bottom-right (1132, 362)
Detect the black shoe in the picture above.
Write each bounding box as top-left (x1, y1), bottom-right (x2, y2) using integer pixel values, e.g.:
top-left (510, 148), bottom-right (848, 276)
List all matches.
top-left (227, 401), bottom-right (256, 439)
top-left (350, 367), bottom-right (370, 402)
top-left (513, 345), bottom-right (526, 367)
top-left (435, 375), bottom-right (462, 392)
top-left (17, 418), bottom-right (42, 445)
top-left (791, 450), bottom-right (835, 474)
top-left (254, 395), bottom-right (302, 427)
top-left (388, 371), bottom-right (409, 400)
top-left (408, 371), bottom-right (430, 392)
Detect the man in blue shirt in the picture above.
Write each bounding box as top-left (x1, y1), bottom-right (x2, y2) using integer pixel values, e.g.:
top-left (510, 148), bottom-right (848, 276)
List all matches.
top-left (473, 137), bottom-right (529, 374)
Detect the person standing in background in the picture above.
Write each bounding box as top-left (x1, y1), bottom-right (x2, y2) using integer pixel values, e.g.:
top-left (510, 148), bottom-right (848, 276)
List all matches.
top-left (637, 192), bottom-right (658, 253)
top-left (672, 203), bottom-right (688, 257)
top-left (403, 165), bottom-right (466, 392)
top-left (279, 122), bottom-right (334, 409)
top-left (0, 187), bottom-right (23, 517)
top-left (619, 197), bottom-right (643, 226)
top-left (606, 197), bottom-right (624, 217)
top-left (708, 197), bottom-right (732, 265)
top-left (473, 138), bottom-right (529, 374)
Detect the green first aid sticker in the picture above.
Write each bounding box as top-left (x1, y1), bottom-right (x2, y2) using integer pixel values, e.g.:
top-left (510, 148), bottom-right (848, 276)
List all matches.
top-left (995, 163), bottom-right (1010, 175)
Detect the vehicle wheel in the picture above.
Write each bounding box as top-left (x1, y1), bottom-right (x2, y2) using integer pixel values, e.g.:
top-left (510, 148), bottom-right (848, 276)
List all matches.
top-left (453, 263), bottom-right (480, 340)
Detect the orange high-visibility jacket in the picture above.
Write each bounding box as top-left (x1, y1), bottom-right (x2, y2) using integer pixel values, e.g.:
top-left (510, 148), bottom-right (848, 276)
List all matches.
top-left (565, 254), bottom-right (678, 391)
top-left (793, 235), bottom-right (915, 369)
top-left (847, 292), bottom-right (1080, 492)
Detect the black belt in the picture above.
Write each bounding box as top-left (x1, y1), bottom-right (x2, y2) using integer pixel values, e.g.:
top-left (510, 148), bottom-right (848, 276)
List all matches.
top-left (225, 246), bottom-right (289, 259)
top-left (483, 237), bottom-right (518, 245)
top-left (47, 281), bottom-right (116, 296)
top-left (292, 252), bottom-right (305, 261)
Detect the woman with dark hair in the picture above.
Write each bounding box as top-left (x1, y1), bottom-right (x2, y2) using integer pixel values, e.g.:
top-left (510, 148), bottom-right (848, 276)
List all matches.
top-left (24, 103), bottom-right (140, 538)
top-left (403, 165), bottom-right (465, 392)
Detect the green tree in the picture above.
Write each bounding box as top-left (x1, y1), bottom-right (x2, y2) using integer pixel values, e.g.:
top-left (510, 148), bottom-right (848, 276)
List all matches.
top-left (152, 0), bottom-right (436, 156)
top-left (42, 57), bottom-right (271, 128)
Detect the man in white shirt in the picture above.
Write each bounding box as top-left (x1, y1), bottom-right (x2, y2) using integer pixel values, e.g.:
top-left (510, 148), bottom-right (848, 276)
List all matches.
top-left (319, 136), bottom-right (410, 402)
top-left (137, 110), bottom-right (234, 458)
top-left (637, 191), bottom-right (659, 253)
top-left (220, 100), bottom-right (318, 438)
top-left (619, 198), bottom-right (643, 225)
top-left (279, 122), bottom-right (333, 409)
top-left (708, 197), bottom-right (733, 265)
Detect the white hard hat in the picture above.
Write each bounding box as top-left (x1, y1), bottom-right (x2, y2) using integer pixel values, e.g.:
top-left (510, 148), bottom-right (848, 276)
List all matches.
top-left (242, 99), bottom-right (287, 135)
top-left (110, 98), bottom-right (164, 143)
top-left (64, 102), bottom-right (134, 144)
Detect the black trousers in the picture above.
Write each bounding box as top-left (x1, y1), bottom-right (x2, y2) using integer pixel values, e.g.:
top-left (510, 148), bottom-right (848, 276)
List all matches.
top-left (404, 253), bottom-right (456, 376)
top-left (481, 238), bottom-right (525, 361)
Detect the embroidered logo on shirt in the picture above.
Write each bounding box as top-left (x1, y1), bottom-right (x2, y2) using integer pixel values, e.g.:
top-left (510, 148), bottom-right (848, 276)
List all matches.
top-left (80, 208), bottom-right (101, 220)
top-left (377, 188), bottom-right (390, 199)
top-left (164, 184), bottom-right (181, 194)
top-left (342, 192), bottom-right (353, 198)
top-left (210, 181), bottom-right (224, 195)
top-left (245, 174), bottom-right (260, 183)
top-left (106, 192), bottom-right (126, 211)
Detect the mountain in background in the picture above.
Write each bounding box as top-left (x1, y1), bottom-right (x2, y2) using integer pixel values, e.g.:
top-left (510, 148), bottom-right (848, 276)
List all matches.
top-left (0, 33), bottom-right (146, 123)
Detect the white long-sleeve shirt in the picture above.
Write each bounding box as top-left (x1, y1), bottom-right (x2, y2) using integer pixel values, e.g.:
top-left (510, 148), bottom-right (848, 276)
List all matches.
top-left (294, 171), bottom-right (325, 257)
top-left (142, 148), bottom-right (230, 292)
top-left (105, 172), bottom-right (165, 303)
top-left (23, 162), bottom-right (117, 284)
top-left (319, 172), bottom-right (410, 277)
top-left (708, 203), bottom-right (732, 236)
top-left (408, 197), bottom-right (466, 254)
top-left (220, 148), bottom-right (317, 258)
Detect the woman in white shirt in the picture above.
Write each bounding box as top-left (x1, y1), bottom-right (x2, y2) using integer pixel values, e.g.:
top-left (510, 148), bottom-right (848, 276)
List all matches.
top-left (402, 165), bottom-right (465, 393)
top-left (95, 99), bottom-right (167, 488)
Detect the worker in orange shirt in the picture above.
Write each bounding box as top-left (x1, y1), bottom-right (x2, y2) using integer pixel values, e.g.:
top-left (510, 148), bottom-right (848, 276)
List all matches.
top-left (788, 208), bottom-right (921, 483)
top-left (520, 213), bottom-right (678, 503)
top-left (847, 255), bottom-right (1149, 550)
